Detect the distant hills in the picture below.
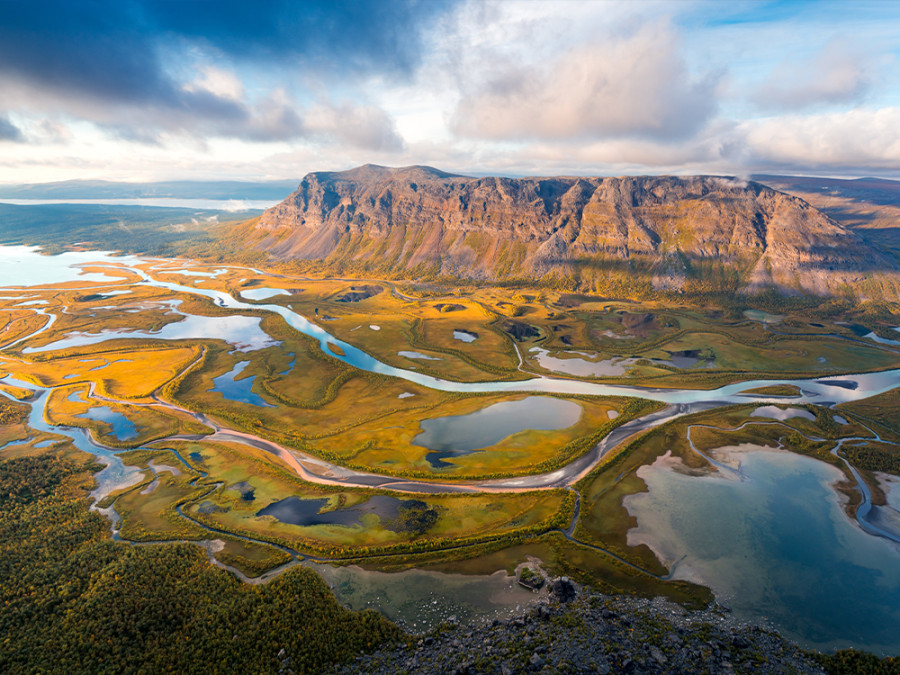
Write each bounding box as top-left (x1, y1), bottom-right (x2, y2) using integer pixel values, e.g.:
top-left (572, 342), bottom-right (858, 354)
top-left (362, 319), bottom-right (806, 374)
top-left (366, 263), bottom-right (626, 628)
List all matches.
top-left (754, 174), bottom-right (900, 206)
top-left (0, 179), bottom-right (298, 201)
top-left (245, 165), bottom-right (897, 297)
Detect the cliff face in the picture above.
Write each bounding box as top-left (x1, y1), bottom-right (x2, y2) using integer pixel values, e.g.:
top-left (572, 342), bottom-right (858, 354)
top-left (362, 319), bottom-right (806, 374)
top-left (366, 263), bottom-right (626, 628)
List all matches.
top-left (250, 164), bottom-right (894, 294)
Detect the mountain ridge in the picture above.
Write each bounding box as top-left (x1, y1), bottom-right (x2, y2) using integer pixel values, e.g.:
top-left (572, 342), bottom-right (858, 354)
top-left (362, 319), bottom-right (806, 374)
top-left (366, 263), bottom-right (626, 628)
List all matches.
top-left (246, 165), bottom-right (898, 297)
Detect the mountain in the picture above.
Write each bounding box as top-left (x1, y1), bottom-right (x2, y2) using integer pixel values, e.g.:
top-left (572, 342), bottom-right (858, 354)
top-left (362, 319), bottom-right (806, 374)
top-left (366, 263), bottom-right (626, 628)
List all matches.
top-left (754, 175), bottom-right (900, 265)
top-left (246, 164), bottom-right (897, 296)
top-left (754, 174), bottom-right (900, 206)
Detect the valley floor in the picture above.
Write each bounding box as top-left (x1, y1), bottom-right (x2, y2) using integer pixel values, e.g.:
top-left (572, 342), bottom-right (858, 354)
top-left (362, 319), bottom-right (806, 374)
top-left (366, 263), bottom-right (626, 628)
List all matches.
top-left (3, 246), bottom-right (900, 666)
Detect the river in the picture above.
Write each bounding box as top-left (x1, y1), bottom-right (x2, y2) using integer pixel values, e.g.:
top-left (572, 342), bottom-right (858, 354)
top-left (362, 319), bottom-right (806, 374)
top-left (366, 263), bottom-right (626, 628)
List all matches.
top-left (3, 245), bottom-right (900, 649)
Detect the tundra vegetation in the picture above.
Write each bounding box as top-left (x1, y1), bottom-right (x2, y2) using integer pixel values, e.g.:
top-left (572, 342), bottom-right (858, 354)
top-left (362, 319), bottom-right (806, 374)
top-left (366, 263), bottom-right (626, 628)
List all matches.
top-left (2, 253), bottom-right (900, 672)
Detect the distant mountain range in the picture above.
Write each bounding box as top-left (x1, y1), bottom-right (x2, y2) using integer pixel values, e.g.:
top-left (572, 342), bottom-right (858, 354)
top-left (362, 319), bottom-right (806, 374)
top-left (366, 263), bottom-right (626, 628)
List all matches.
top-left (0, 179), bottom-right (298, 201)
top-left (753, 174), bottom-right (900, 206)
top-left (245, 165), bottom-right (898, 296)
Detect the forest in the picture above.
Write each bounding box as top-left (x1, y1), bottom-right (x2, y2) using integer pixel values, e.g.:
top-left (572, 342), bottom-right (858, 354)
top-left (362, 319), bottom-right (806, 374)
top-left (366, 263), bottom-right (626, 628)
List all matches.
top-left (0, 453), bottom-right (403, 674)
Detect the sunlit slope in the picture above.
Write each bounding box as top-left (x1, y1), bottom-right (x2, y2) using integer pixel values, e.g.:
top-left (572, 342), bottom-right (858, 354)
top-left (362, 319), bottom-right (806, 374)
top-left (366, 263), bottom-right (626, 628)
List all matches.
top-left (244, 165), bottom-right (897, 297)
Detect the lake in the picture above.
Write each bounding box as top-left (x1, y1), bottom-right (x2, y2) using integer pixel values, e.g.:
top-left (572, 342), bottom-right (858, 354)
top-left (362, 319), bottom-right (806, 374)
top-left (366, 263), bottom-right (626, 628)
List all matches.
top-left (626, 447), bottom-right (900, 655)
top-left (413, 396), bottom-right (582, 468)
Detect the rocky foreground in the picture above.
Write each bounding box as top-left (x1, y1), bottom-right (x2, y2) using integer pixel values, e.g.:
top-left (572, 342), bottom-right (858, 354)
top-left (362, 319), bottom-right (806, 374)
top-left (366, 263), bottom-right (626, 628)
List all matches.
top-left (338, 578), bottom-right (836, 674)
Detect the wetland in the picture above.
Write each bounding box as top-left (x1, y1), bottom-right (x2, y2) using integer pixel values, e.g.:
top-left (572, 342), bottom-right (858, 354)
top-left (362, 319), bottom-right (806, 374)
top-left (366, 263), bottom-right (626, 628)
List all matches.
top-left (3, 245), bottom-right (900, 656)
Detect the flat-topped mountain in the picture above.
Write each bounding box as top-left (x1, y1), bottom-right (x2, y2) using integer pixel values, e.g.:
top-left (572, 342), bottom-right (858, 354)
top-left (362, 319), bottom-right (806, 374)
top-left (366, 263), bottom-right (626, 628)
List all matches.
top-left (248, 164), bottom-right (897, 296)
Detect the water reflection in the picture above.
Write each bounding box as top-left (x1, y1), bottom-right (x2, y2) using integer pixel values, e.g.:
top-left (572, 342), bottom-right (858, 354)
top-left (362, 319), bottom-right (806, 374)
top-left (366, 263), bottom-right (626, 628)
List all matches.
top-left (626, 448), bottom-right (900, 655)
top-left (413, 396), bottom-right (582, 468)
top-left (210, 361), bottom-right (275, 408)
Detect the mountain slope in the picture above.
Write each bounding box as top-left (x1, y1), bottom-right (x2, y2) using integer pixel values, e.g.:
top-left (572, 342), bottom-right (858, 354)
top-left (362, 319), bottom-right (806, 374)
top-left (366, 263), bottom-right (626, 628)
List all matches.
top-left (246, 164), bottom-right (896, 296)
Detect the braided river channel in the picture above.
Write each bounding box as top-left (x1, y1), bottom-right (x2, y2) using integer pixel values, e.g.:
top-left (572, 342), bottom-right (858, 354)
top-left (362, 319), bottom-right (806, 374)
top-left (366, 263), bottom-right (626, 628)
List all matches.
top-left (3, 245), bottom-right (900, 652)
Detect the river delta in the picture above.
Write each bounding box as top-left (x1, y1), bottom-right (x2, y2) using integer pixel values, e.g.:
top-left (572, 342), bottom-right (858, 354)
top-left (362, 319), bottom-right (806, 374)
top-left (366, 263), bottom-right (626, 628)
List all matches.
top-left (2, 245), bottom-right (900, 654)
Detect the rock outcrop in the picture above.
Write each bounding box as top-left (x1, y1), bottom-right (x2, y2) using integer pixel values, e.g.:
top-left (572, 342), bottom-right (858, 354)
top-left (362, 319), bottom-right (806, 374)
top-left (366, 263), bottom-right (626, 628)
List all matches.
top-left (249, 164), bottom-right (895, 295)
top-left (338, 586), bottom-right (836, 674)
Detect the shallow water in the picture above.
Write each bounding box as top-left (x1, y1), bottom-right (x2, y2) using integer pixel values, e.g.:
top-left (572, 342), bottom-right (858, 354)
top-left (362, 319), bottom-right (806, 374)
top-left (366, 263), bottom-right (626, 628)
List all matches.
top-left (240, 287), bottom-right (290, 301)
top-left (529, 346), bottom-right (638, 377)
top-left (398, 350), bottom-right (442, 361)
top-left (865, 329), bottom-right (900, 347)
top-left (78, 406), bottom-right (139, 441)
top-left (0, 378), bottom-right (143, 503)
top-left (210, 361), bottom-right (275, 408)
top-left (308, 562), bottom-right (542, 632)
top-left (27, 311), bottom-right (279, 353)
top-left (626, 448), bottom-right (900, 655)
top-left (751, 405), bottom-right (816, 421)
top-left (0, 245), bottom-right (138, 287)
top-left (453, 329), bottom-right (478, 343)
top-left (279, 353), bottom-right (295, 376)
top-left (414, 396), bottom-right (582, 468)
top-left (744, 309), bottom-right (783, 324)
top-left (257, 494), bottom-right (417, 530)
top-left (6, 246), bottom-right (900, 649)
top-left (165, 268), bottom-right (229, 278)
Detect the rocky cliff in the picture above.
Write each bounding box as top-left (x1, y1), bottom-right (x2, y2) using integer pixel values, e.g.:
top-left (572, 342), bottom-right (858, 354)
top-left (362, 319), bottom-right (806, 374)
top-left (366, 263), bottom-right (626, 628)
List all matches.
top-left (249, 164), bottom-right (895, 295)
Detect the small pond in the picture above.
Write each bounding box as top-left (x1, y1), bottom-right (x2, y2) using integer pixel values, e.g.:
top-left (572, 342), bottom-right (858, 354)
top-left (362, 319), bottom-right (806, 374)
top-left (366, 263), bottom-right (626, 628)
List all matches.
top-left (229, 481), bottom-right (256, 502)
top-left (453, 329), bottom-right (478, 343)
top-left (530, 347), bottom-right (639, 377)
top-left (241, 287), bottom-right (290, 301)
top-left (743, 309), bottom-right (783, 324)
top-left (279, 353), bottom-right (295, 376)
top-left (210, 361), bottom-right (275, 408)
top-left (77, 406), bottom-right (139, 441)
top-left (399, 350), bottom-right (442, 361)
top-left (751, 406), bottom-right (816, 421)
top-left (413, 396), bottom-right (582, 468)
top-left (257, 495), bottom-right (439, 534)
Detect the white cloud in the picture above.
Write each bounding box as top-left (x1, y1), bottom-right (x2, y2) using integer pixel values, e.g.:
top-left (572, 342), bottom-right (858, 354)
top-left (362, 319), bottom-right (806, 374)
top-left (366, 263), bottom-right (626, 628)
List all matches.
top-left (740, 107), bottom-right (900, 170)
top-left (451, 21), bottom-right (719, 142)
top-left (183, 65), bottom-right (245, 101)
top-left (305, 101), bottom-right (405, 152)
top-left (752, 40), bottom-right (871, 111)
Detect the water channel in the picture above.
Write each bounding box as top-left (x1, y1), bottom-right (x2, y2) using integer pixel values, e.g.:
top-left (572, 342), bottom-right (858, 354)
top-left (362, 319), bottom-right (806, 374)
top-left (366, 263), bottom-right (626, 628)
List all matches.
top-left (3, 245), bottom-right (900, 649)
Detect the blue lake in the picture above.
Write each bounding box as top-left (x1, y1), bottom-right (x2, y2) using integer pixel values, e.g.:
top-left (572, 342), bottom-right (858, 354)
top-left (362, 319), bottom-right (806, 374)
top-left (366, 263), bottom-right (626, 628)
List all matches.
top-left (257, 495), bottom-right (433, 532)
top-left (413, 396), bottom-right (582, 468)
top-left (626, 448), bottom-right (900, 655)
top-left (210, 361), bottom-right (274, 408)
top-left (77, 406), bottom-right (139, 441)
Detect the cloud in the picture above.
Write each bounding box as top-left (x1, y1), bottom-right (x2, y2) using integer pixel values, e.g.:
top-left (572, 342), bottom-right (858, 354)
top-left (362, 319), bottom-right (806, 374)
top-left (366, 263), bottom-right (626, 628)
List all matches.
top-left (305, 102), bottom-right (405, 152)
top-left (452, 21), bottom-right (719, 142)
top-left (148, 0), bottom-right (454, 77)
top-left (752, 40), bottom-right (871, 110)
top-left (0, 116), bottom-right (24, 142)
top-left (0, 1), bottom-right (453, 103)
top-left (183, 66), bottom-right (245, 102)
top-left (739, 107), bottom-right (900, 170)
top-left (0, 0), bottom-right (452, 145)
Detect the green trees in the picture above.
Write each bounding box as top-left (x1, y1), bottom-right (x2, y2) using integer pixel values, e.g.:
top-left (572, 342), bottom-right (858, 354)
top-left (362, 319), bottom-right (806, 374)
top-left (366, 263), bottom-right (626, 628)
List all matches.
top-left (0, 454), bottom-right (403, 674)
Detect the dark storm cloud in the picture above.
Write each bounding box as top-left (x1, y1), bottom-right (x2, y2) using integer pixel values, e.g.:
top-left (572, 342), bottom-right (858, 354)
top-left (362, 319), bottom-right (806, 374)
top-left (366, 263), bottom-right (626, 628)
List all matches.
top-left (0, 1), bottom-right (171, 105)
top-left (0, 0), bottom-right (451, 143)
top-left (0, 1), bottom-right (451, 104)
top-left (150, 0), bottom-right (453, 74)
top-left (0, 116), bottom-right (24, 142)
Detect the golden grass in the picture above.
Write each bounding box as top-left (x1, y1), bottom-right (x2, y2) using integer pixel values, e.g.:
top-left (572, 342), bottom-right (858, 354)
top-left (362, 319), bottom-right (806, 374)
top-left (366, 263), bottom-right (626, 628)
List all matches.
top-left (311, 393), bottom-right (635, 478)
top-left (15, 345), bottom-right (201, 400)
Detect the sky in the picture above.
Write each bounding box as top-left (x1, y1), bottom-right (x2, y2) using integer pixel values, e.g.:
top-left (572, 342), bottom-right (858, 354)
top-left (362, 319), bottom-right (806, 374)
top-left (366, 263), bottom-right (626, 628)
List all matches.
top-left (1, 0), bottom-right (899, 183)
